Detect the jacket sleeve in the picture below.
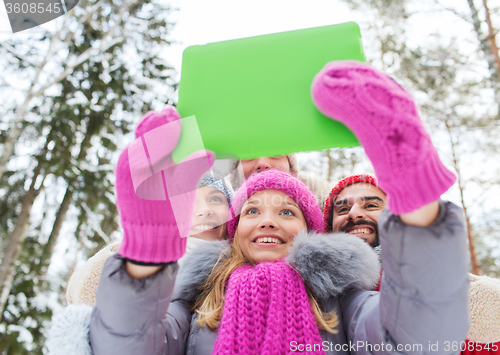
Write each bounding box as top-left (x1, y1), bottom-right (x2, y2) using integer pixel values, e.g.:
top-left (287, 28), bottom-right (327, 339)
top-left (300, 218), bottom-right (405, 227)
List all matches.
top-left (89, 254), bottom-right (191, 355)
top-left (340, 200), bottom-right (470, 355)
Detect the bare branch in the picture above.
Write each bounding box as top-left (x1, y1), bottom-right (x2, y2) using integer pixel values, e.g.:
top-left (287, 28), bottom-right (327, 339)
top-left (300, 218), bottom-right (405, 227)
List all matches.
top-left (30, 0), bottom-right (139, 99)
top-left (62, 0), bottom-right (108, 46)
top-left (431, 0), bottom-right (472, 24)
top-left (0, 42), bottom-right (36, 67)
top-left (0, 0), bottom-right (139, 181)
top-left (30, 34), bottom-right (125, 99)
top-left (80, 202), bottom-right (111, 244)
top-left (482, 0), bottom-right (500, 86)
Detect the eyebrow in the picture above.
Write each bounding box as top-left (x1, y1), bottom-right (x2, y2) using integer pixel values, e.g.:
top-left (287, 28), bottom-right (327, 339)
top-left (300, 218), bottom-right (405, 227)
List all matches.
top-left (208, 190), bottom-right (225, 196)
top-left (244, 199), bottom-right (300, 209)
top-left (334, 196), bottom-right (384, 207)
top-left (284, 201), bottom-right (300, 209)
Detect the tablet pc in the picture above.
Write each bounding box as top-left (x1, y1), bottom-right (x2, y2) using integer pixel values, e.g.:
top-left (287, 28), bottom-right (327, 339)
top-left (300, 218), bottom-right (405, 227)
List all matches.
top-left (175, 22), bottom-right (365, 161)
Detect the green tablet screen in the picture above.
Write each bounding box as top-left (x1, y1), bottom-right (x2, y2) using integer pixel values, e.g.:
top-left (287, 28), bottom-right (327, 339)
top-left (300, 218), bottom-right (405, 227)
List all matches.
top-left (175, 22), bottom-right (365, 162)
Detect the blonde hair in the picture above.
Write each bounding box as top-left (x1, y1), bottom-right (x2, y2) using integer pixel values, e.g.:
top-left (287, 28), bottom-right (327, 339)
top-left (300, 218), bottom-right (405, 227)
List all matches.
top-left (192, 231), bottom-right (339, 333)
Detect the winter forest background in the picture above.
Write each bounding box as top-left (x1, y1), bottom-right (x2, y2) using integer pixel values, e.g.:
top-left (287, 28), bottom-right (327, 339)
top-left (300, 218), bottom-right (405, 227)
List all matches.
top-left (0, 0), bottom-right (499, 353)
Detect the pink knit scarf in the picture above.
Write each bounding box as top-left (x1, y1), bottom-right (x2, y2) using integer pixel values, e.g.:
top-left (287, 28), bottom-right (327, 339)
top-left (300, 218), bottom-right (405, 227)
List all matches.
top-left (212, 261), bottom-right (326, 355)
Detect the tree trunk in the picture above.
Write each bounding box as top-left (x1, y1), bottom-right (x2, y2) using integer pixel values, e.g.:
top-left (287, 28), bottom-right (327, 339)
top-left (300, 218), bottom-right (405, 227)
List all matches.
top-left (31, 115), bottom-right (95, 288)
top-left (467, 0), bottom-right (500, 116)
top-left (446, 121), bottom-right (481, 274)
top-left (0, 163), bottom-right (45, 313)
top-left (461, 186), bottom-right (481, 275)
top-left (482, 0), bottom-right (500, 84)
top-left (33, 185), bottom-right (73, 284)
top-left (0, 102), bottom-right (29, 180)
top-left (60, 229), bottom-right (86, 306)
top-left (326, 150), bottom-right (334, 182)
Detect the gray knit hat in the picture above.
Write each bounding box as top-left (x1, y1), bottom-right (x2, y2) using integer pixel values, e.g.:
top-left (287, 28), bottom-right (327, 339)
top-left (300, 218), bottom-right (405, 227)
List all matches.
top-left (198, 169), bottom-right (234, 205)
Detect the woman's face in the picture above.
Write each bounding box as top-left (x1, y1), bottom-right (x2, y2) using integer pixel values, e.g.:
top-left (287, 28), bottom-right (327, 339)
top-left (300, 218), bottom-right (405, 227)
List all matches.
top-left (241, 156), bottom-right (290, 179)
top-left (189, 186), bottom-right (230, 241)
top-left (237, 190), bottom-right (307, 264)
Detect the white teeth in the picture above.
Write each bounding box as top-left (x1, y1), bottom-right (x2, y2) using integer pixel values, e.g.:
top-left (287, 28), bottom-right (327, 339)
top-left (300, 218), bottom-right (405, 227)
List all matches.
top-left (193, 225), bottom-right (216, 230)
top-left (348, 228), bottom-right (371, 235)
top-left (254, 237), bottom-right (284, 244)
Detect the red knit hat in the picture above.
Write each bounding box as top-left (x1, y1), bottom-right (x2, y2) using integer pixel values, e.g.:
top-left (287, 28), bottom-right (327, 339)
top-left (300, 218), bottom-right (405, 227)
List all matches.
top-left (323, 174), bottom-right (380, 233)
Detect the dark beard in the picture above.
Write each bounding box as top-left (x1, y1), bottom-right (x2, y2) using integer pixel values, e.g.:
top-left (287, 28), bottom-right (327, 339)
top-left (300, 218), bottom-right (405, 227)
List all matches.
top-left (340, 220), bottom-right (380, 248)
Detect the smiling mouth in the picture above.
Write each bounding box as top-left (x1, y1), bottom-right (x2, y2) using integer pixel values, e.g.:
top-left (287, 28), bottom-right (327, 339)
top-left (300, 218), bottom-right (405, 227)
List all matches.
top-left (345, 227), bottom-right (373, 235)
top-left (253, 236), bottom-right (285, 244)
top-left (192, 224), bottom-right (219, 231)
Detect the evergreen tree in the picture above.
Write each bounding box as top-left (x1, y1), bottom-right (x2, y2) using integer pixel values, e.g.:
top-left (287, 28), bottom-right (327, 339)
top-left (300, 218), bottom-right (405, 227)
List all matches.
top-left (0, 0), bottom-right (178, 351)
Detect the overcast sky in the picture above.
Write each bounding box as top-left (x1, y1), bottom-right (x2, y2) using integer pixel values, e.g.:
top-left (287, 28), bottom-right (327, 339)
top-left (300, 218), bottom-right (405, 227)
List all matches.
top-left (1, 0), bottom-right (473, 71)
top-left (164, 0), bottom-right (479, 84)
top-left (167, 0), bottom-right (360, 77)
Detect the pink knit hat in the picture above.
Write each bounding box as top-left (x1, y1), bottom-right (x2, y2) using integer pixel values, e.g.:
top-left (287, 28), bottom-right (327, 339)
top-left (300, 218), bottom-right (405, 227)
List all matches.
top-left (227, 170), bottom-right (323, 240)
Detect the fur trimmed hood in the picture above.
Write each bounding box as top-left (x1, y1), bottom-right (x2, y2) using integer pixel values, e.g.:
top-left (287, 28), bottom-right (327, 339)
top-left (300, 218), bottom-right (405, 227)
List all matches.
top-left (49, 232), bottom-right (500, 354)
top-left (46, 304), bottom-right (93, 355)
top-left (172, 230), bottom-right (381, 305)
top-left (171, 240), bottom-right (229, 304)
top-left (66, 241), bottom-right (121, 306)
top-left (467, 274), bottom-right (500, 343)
top-left (286, 230), bottom-right (380, 303)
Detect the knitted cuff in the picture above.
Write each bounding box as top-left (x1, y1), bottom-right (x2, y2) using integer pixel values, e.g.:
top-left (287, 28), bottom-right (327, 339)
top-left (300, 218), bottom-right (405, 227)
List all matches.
top-left (125, 259), bottom-right (172, 267)
top-left (118, 221), bottom-right (187, 264)
top-left (379, 151), bottom-right (456, 215)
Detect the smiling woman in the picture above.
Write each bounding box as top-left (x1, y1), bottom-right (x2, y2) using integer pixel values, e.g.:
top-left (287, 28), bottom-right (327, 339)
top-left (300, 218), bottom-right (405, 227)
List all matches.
top-left (191, 170), bottom-right (335, 342)
top-left (236, 190), bottom-right (307, 264)
top-left (189, 185), bottom-right (230, 241)
top-left (173, 172), bottom-right (233, 268)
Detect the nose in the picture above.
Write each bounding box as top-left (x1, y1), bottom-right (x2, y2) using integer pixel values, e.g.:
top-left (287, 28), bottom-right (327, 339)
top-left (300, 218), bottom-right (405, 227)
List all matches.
top-left (254, 158), bottom-right (272, 173)
top-left (347, 203), bottom-right (365, 221)
top-left (195, 201), bottom-right (213, 217)
top-left (197, 208), bottom-right (212, 217)
top-left (258, 215), bottom-right (278, 230)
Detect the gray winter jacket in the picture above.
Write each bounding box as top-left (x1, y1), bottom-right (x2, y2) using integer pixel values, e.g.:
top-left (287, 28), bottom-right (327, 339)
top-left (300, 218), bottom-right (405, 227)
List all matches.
top-left (88, 201), bottom-right (470, 355)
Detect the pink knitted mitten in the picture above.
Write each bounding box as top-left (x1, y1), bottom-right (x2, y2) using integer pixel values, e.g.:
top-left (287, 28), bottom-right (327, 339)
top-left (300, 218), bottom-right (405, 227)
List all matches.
top-left (117, 106), bottom-right (214, 264)
top-left (312, 61), bottom-right (456, 214)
